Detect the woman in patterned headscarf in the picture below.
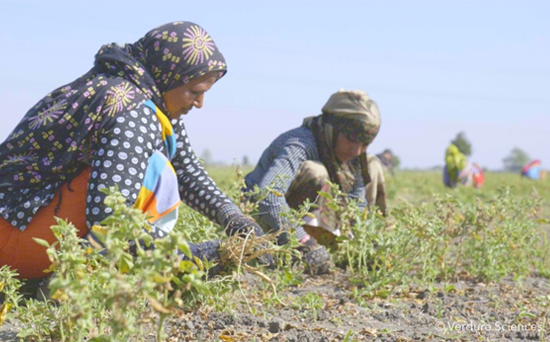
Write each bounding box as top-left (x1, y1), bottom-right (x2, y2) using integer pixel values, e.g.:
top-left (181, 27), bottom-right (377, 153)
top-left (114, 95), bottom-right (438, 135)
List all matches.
top-left (0, 22), bottom-right (267, 279)
top-left (243, 89), bottom-right (381, 275)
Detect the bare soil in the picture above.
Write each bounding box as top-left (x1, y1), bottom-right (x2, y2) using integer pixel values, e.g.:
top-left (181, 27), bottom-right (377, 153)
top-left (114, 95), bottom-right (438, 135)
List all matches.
top-left (165, 269), bottom-right (549, 342)
top-left (1, 268), bottom-right (549, 341)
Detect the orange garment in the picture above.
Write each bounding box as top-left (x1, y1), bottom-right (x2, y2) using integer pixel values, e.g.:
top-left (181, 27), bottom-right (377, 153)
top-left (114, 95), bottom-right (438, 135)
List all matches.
top-left (472, 163), bottom-right (485, 188)
top-left (0, 167), bottom-right (91, 279)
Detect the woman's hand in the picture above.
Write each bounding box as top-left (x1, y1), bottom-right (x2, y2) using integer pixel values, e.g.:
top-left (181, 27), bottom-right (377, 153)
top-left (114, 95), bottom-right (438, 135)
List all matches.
top-left (187, 240), bottom-right (221, 262)
top-left (223, 214), bottom-right (274, 266)
top-left (223, 214), bottom-right (265, 237)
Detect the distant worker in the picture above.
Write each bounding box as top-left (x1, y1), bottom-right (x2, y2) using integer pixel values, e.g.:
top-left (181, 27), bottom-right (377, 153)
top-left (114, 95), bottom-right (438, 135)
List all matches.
top-left (443, 144), bottom-right (484, 189)
top-left (522, 160), bottom-right (546, 180)
top-left (376, 149), bottom-right (394, 174)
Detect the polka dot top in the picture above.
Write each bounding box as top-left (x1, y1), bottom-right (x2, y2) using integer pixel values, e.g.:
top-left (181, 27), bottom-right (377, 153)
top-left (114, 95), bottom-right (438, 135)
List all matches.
top-left (0, 100), bottom-right (240, 231)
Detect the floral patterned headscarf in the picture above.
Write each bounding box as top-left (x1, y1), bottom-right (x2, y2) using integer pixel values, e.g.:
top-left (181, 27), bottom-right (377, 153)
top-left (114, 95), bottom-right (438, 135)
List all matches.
top-left (303, 89), bottom-right (381, 193)
top-left (95, 21), bottom-right (227, 111)
top-left (0, 21), bottom-right (226, 190)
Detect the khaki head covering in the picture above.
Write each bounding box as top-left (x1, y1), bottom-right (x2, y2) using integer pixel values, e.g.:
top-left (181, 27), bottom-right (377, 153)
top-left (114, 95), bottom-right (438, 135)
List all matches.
top-left (321, 89), bottom-right (381, 145)
top-left (303, 89), bottom-right (381, 193)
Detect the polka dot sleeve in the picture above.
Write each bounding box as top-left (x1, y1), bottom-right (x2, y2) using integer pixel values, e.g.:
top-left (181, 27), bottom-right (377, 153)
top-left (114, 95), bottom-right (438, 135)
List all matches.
top-left (85, 104), bottom-right (159, 228)
top-left (170, 119), bottom-right (241, 226)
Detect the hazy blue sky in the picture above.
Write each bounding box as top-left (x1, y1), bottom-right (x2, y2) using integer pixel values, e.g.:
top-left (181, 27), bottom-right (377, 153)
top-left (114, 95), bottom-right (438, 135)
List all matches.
top-left (1, 0), bottom-right (548, 170)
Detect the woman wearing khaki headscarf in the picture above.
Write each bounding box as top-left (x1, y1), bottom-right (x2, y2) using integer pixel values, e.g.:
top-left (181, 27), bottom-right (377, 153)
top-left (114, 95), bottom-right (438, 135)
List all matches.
top-left (243, 89), bottom-right (381, 275)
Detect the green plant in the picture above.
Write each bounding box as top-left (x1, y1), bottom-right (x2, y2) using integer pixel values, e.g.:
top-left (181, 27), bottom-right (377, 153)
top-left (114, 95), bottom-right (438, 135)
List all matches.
top-left (3, 168), bottom-right (550, 339)
top-left (0, 266), bottom-right (22, 328)
top-left (330, 173), bottom-right (550, 298)
top-left (293, 292), bottom-right (325, 321)
top-left (4, 188), bottom-right (208, 342)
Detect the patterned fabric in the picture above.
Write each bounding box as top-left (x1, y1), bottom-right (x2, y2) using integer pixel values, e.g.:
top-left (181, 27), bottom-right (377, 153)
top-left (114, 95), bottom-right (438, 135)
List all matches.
top-left (243, 126), bottom-right (366, 240)
top-left (0, 21), bottom-right (232, 231)
top-left (95, 22), bottom-right (227, 110)
top-left (133, 100), bottom-right (180, 233)
top-left (302, 89), bottom-right (381, 193)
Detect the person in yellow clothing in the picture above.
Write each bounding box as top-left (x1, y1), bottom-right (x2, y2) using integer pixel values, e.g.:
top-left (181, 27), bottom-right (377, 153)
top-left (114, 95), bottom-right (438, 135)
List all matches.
top-left (443, 143), bottom-right (484, 188)
top-left (444, 144), bottom-right (466, 188)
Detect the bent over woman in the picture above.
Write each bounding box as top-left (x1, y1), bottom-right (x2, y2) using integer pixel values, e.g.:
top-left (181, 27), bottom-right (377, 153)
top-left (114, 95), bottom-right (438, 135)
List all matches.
top-left (443, 143), bottom-right (484, 189)
top-left (0, 21), bottom-right (265, 279)
top-left (243, 89), bottom-right (381, 274)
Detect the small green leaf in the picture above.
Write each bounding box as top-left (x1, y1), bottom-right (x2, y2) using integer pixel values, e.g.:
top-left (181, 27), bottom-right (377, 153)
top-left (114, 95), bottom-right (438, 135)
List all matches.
top-left (178, 241), bottom-right (192, 259)
top-left (32, 238), bottom-right (50, 248)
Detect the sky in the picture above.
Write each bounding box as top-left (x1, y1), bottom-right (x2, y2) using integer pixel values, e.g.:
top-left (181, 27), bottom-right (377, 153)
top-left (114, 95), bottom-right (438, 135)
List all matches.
top-left (0, 0), bottom-right (548, 170)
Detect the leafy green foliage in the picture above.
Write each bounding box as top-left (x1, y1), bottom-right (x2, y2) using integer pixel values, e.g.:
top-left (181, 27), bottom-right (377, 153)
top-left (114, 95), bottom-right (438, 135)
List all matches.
top-left (392, 154), bottom-right (401, 170)
top-left (451, 131), bottom-right (472, 156)
top-left (335, 170), bottom-right (550, 300)
top-left (1, 188), bottom-right (207, 342)
top-left (1, 168), bottom-right (549, 340)
top-left (502, 147), bottom-right (531, 173)
top-left (292, 292), bottom-right (325, 321)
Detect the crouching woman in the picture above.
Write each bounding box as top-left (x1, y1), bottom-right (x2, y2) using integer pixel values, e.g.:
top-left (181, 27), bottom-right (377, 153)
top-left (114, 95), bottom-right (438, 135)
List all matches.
top-left (243, 89), bottom-right (381, 274)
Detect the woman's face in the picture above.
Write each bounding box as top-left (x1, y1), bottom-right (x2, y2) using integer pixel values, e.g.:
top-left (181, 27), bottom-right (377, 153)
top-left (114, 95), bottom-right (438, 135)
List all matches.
top-left (334, 132), bottom-right (368, 163)
top-left (162, 71), bottom-right (218, 119)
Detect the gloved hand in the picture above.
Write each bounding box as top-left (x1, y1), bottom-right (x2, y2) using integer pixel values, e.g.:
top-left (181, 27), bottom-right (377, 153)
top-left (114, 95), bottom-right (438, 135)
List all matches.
top-left (183, 240), bottom-right (224, 276)
top-left (224, 214), bottom-right (265, 237)
top-left (297, 237), bottom-right (333, 275)
top-left (275, 231), bottom-right (291, 246)
top-left (223, 214), bottom-right (274, 267)
top-left (187, 240), bottom-right (221, 262)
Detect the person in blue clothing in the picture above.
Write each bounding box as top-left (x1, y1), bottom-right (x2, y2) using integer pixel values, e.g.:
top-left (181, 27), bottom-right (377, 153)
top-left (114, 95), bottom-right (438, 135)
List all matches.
top-left (522, 160), bottom-right (545, 180)
top-left (242, 89), bottom-right (381, 275)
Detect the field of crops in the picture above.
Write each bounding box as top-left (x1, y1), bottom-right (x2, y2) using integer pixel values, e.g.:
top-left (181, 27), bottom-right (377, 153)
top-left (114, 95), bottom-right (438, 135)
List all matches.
top-left (1, 168), bottom-right (549, 342)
